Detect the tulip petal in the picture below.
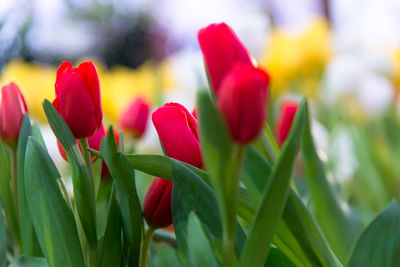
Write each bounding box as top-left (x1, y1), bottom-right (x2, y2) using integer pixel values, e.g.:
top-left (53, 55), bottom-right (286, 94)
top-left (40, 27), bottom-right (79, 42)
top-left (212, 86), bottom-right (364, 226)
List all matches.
top-left (55, 62), bottom-right (73, 89)
top-left (198, 23), bottom-right (253, 93)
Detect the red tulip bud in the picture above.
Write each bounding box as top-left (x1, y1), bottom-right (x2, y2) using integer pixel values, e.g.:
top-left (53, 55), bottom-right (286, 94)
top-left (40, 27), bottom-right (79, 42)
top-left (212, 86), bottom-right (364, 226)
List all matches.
top-left (53, 61), bottom-right (102, 139)
top-left (119, 97), bottom-right (150, 138)
top-left (217, 64), bottom-right (270, 144)
top-left (152, 103), bottom-right (203, 168)
top-left (0, 83), bottom-right (28, 148)
top-left (198, 22), bottom-right (253, 94)
top-left (276, 101), bottom-right (299, 147)
top-left (143, 177), bottom-right (173, 228)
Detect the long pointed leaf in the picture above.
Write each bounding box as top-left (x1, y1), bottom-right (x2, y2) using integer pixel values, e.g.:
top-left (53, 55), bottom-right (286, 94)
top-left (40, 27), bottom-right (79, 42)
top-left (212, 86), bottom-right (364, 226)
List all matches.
top-left (101, 128), bottom-right (143, 267)
top-left (99, 185), bottom-right (122, 267)
top-left (43, 100), bottom-right (97, 247)
top-left (171, 160), bottom-right (246, 256)
top-left (187, 213), bottom-right (218, 267)
top-left (25, 138), bottom-right (84, 267)
top-left (239, 100), bottom-right (307, 267)
top-left (301, 112), bottom-right (360, 262)
top-left (347, 200), bottom-right (400, 266)
top-left (17, 115), bottom-right (41, 256)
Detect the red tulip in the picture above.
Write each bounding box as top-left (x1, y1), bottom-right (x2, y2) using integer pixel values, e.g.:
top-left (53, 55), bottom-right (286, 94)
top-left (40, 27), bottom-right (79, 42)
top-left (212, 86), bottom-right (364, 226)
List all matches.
top-left (143, 177), bottom-right (173, 228)
top-left (119, 97), bottom-right (150, 138)
top-left (53, 61), bottom-right (102, 139)
top-left (57, 124), bottom-right (106, 162)
top-left (217, 63), bottom-right (270, 144)
top-left (0, 83), bottom-right (28, 148)
top-left (152, 103), bottom-right (203, 168)
top-left (198, 22), bottom-right (253, 94)
top-left (276, 101), bottom-right (299, 147)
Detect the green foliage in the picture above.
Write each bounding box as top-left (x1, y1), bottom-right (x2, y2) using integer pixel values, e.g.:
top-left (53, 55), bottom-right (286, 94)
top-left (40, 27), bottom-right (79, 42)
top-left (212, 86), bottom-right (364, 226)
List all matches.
top-left (347, 200), bottom-right (400, 267)
top-left (101, 127), bottom-right (143, 266)
top-left (99, 185), bottom-right (122, 267)
top-left (239, 100), bottom-right (307, 267)
top-left (301, 107), bottom-right (360, 262)
top-left (171, 160), bottom-right (245, 255)
top-left (0, 203), bottom-right (6, 267)
top-left (186, 213), bottom-right (218, 267)
top-left (24, 138), bottom-right (85, 267)
top-left (8, 257), bottom-right (48, 267)
top-left (42, 100), bottom-right (97, 248)
top-left (17, 115), bottom-right (41, 256)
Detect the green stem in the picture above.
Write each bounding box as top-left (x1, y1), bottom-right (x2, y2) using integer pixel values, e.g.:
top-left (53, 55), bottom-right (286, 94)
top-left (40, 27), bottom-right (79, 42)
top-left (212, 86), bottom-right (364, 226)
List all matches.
top-left (88, 245), bottom-right (98, 267)
top-left (79, 139), bottom-right (98, 267)
top-left (223, 145), bottom-right (246, 267)
top-left (11, 150), bottom-right (18, 219)
top-left (9, 149), bottom-right (21, 254)
top-left (140, 227), bottom-right (155, 267)
top-left (79, 139), bottom-right (96, 205)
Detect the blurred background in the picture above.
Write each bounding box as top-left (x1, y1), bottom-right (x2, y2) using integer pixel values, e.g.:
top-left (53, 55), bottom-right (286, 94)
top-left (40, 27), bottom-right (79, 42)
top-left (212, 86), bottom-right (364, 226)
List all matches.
top-left (2, 0), bottom-right (400, 224)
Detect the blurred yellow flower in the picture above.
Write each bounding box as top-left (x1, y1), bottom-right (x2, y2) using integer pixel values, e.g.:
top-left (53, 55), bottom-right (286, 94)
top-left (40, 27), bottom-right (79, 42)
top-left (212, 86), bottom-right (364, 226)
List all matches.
top-left (260, 16), bottom-right (332, 97)
top-left (0, 59), bottom-right (175, 123)
top-left (100, 61), bottom-right (175, 123)
top-left (392, 49), bottom-right (400, 89)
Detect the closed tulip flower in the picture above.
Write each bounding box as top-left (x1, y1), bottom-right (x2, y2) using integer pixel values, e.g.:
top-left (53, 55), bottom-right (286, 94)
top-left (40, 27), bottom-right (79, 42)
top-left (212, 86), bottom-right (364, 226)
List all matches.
top-left (152, 103), bottom-right (203, 168)
top-left (198, 22), bottom-right (253, 94)
top-left (53, 61), bottom-right (102, 139)
top-left (57, 124), bottom-right (106, 162)
top-left (218, 63), bottom-right (270, 144)
top-left (276, 101), bottom-right (299, 147)
top-left (119, 97), bottom-right (150, 138)
top-left (0, 82), bottom-right (28, 148)
top-left (143, 177), bottom-right (173, 228)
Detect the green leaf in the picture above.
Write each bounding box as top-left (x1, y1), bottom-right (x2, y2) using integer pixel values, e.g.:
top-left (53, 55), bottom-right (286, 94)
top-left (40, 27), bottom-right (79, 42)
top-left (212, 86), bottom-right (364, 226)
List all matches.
top-left (0, 140), bottom-right (19, 253)
top-left (126, 154), bottom-right (209, 184)
top-left (17, 115), bottom-right (41, 256)
top-left (242, 146), bottom-right (272, 203)
top-left (241, 124), bottom-right (341, 267)
top-left (42, 100), bottom-right (97, 247)
top-left (187, 212), bottom-right (218, 267)
top-left (101, 127), bottom-right (143, 267)
top-left (151, 245), bottom-right (180, 267)
top-left (265, 247), bottom-right (295, 267)
top-left (0, 203), bottom-right (7, 267)
top-left (276, 191), bottom-right (341, 267)
top-left (8, 257), bottom-right (48, 267)
top-left (24, 138), bottom-right (85, 267)
top-left (99, 185), bottom-right (122, 267)
top-left (301, 110), bottom-right (360, 262)
top-left (126, 153), bottom-right (250, 244)
top-left (171, 161), bottom-right (245, 256)
top-left (31, 124), bottom-right (47, 150)
top-left (239, 100), bottom-right (307, 267)
top-left (347, 200), bottom-right (400, 267)
top-left (197, 89), bottom-right (245, 265)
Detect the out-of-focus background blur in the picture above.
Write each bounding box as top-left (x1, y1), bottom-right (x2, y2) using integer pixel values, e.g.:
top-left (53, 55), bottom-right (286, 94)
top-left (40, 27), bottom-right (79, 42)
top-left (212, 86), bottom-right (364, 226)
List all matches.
top-left (2, 0), bottom-right (400, 219)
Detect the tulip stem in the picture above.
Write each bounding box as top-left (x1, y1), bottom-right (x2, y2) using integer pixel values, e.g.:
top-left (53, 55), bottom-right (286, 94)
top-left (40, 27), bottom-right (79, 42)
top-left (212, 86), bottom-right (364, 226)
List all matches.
top-left (140, 226), bottom-right (155, 267)
top-left (10, 149), bottom-right (21, 253)
top-left (79, 139), bottom-right (98, 267)
top-left (79, 139), bottom-right (96, 203)
top-left (223, 145), bottom-right (246, 267)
